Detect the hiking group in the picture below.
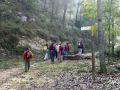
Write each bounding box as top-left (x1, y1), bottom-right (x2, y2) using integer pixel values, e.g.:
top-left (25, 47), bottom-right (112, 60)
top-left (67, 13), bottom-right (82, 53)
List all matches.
top-left (43, 43), bottom-right (70, 64)
top-left (43, 41), bottom-right (84, 63)
top-left (22, 41), bottom-right (84, 72)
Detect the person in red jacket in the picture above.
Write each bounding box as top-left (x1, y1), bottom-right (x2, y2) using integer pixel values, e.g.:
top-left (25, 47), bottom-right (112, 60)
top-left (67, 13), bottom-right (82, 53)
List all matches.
top-left (65, 43), bottom-right (70, 55)
top-left (22, 48), bottom-right (33, 72)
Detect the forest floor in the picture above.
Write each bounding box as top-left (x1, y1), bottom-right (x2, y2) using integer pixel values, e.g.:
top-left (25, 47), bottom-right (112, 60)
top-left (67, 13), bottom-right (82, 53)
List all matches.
top-left (0, 58), bottom-right (120, 90)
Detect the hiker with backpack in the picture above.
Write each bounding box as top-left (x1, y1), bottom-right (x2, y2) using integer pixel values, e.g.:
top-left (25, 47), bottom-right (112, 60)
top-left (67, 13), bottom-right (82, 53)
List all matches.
top-left (22, 48), bottom-right (33, 72)
top-left (49, 43), bottom-right (56, 64)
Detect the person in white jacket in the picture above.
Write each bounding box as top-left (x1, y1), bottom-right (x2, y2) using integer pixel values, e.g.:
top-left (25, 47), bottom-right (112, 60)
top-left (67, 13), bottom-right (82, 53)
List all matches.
top-left (43, 44), bottom-right (49, 60)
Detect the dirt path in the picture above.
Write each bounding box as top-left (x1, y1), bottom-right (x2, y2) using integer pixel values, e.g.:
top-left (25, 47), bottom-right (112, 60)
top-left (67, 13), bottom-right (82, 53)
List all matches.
top-left (0, 60), bottom-right (120, 90)
top-left (0, 68), bottom-right (23, 85)
top-left (0, 60), bottom-right (75, 90)
top-left (0, 62), bottom-right (55, 90)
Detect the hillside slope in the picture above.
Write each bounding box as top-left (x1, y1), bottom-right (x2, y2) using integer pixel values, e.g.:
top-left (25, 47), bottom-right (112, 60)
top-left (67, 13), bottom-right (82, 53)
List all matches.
top-left (0, 0), bottom-right (81, 51)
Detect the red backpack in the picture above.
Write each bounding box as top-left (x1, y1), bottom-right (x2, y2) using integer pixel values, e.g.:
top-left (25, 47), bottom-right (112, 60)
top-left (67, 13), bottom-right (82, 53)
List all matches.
top-left (22, 50), bottom-right (32, 60)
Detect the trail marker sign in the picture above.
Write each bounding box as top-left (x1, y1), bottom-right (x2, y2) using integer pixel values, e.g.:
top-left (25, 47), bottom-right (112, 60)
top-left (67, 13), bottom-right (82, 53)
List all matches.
top-left (81, 26), bottom-right (91, 31)
top-left (81, 26), bottom-right (96, 36)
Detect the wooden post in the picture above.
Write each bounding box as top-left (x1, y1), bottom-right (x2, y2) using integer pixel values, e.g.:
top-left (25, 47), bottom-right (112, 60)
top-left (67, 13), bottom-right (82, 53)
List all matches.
top-left (92, 35), bottom-right (95, 81)
top-left (91, 25), bottom-right (95, 81)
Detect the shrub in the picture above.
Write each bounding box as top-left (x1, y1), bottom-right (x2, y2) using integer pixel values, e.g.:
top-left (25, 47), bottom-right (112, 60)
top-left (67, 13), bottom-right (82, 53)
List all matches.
top-left (115, 46), bottom-right (120, 57)
top-left (0, 30), bottom-right (19, 50)
top-left (14, 45), bottom-right (32, 55)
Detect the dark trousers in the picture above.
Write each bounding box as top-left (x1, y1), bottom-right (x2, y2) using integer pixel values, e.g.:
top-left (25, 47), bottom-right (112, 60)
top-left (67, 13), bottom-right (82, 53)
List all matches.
top-left (50, 53), bottom-right (55, 64)
top-left (25, 60), bottom-right (30, 72)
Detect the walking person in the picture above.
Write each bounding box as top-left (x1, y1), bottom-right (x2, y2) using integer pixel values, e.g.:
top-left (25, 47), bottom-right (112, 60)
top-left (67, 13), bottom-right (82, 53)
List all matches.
top-left (56, 44), bottom-right (60, 60)
top-left (59, 44), bottom-right (65, 62)
top-left (22, 48), bottom-right (33, 72)
top-left (65, 43), bottom-right (70, 55)
top-left (77, 41), bottom-right (84, 54)
top-left (43, 44), bottom-right (49, 61)
top-left (49, 43), bottom-right (56, 64)
top-left (55, 44), bottom-right (58, 58)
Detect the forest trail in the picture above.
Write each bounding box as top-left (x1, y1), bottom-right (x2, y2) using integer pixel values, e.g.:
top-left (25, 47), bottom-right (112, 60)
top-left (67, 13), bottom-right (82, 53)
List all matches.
top-left (0, 60), bottom-right (120, 90)
top-left (0, 61), bottom-right (55, 90)
top-left (0, 68), bottom-right (23, 85)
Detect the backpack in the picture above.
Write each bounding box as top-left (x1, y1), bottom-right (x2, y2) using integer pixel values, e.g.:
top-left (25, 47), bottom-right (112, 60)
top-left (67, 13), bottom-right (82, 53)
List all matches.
top-left (25, 51), bottom-right (31, 59)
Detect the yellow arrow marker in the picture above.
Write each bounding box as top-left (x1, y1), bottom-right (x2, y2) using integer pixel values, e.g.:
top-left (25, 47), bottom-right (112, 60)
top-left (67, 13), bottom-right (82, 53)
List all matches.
top-left (90, 25), bottom-right (96, 36)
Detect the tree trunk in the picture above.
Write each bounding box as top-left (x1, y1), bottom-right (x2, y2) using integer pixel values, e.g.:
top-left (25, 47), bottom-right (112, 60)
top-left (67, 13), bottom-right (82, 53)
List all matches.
top-left (49, 0), bottom-right (55, 22)
top-left (62, 3), bottom-right (67, 28)
top-left (43, 0), bottom-right (47, 12)
top-left (111, 19), bottom-right (115, 57)
top-left (108, 20), bottom-right (111, 64)
top-left (92, 35), bottom-right (95, 81)
top-left (75, 1), bottom-right (83, 28)
top-left (111, 35), bottom-right (115, 57)
top-left (54, 1), bottom-right (59, 16)
top-left (97, 0), bottom-right (107, 73)
top-left (108, 0), bottom-right (112, 64)
top-left (75, 3), bottom-right (80, 24)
